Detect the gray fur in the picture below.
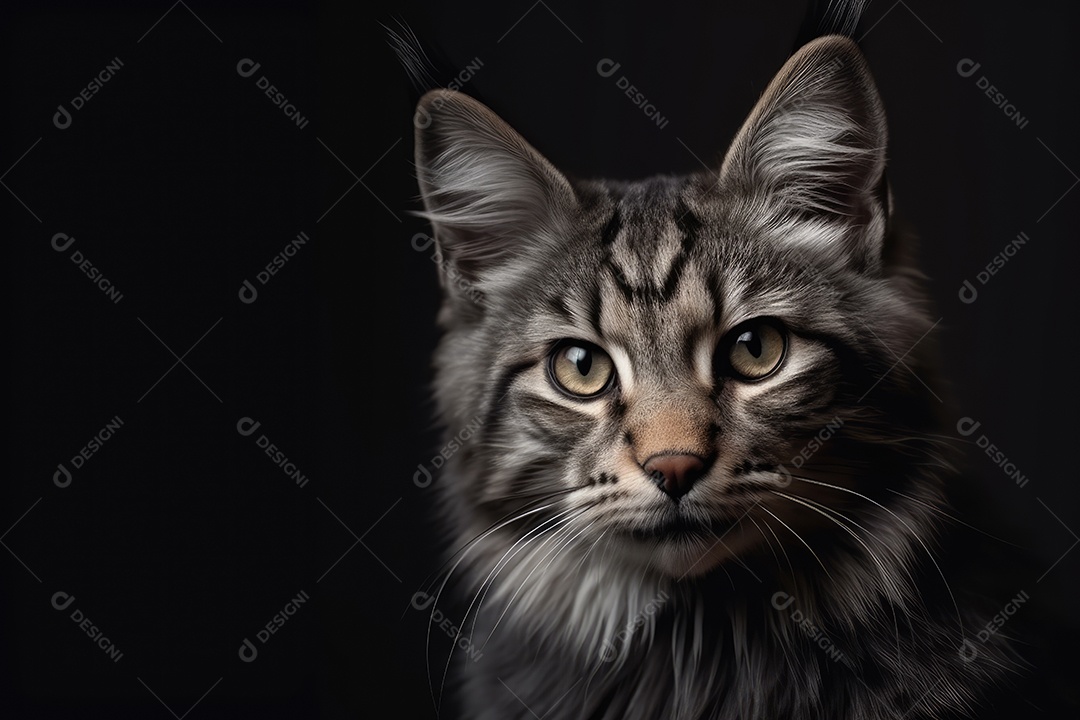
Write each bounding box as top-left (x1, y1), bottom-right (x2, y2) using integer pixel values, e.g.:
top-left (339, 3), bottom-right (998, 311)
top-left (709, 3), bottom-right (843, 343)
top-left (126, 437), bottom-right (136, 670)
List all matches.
top-left (414, 36), bottom-right (1014, 719)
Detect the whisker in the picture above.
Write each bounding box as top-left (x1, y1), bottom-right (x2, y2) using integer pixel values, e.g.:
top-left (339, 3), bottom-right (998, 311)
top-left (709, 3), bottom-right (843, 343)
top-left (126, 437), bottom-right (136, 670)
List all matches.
top-left (789, 474), bottom-right (964, 636)
top-left (884, 488), bottom-right (1022, 548)
top-left (481, 513), bottom-right (595, 651)
top-left (773, 490), bottom-right (907, 603)
top-left (753, 512), bottom-right (796, 579)
top-left (760, 506), bottom-right (834, 583)
top-left (459, 506), bottom-right (580, 645)
top-left (571, 527), bottom-right (608, 575)
top-left (439, 505), bottom-right (588, 703)
top-left (421, 499), bottom-right (566, 709)
top-left (416, 487), bottom-right (580, 603)
top-left (773, 490), bottom-right (910, 659)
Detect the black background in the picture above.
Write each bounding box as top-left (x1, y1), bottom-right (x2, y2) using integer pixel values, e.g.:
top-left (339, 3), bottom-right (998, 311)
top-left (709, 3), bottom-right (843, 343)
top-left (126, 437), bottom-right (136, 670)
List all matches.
top-left (3, 1), bottom-right (1078, 718)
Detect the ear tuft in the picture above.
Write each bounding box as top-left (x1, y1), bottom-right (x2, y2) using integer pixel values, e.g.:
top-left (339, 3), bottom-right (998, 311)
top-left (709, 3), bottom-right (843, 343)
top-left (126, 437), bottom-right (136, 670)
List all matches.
top-left (721, 36), bottom-right (889, 268)
top-left (414, 90), bottom-right (576, 286)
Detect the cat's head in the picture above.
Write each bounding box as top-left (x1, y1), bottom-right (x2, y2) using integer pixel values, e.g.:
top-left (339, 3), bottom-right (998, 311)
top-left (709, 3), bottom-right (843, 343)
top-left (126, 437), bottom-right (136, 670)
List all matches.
top-left (415, 36), bottom-right (940, 582)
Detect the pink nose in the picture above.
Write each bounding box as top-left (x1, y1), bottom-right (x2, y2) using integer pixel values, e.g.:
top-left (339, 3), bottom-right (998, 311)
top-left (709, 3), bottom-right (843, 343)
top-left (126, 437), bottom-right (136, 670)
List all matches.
top-left (643, 454), bottom-right (708, 500)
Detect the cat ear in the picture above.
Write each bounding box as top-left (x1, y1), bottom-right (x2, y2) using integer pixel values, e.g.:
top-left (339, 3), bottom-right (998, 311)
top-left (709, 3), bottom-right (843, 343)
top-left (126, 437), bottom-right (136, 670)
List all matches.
top-left (720, 36), bottom-right (889, 270)
top-left (413, 90), bottom-right (577, 288)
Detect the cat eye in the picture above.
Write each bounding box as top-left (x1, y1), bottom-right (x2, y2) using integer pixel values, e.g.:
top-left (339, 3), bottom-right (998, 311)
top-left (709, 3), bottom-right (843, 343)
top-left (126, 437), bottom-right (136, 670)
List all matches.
top-left (722, 319), bottom-right (787, 381)
top-left (548, 341), bottom-right (616, 398)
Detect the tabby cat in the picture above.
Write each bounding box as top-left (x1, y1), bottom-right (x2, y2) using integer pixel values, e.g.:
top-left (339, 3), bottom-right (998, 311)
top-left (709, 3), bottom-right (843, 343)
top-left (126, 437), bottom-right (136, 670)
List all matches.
top-left (411, 30), bottom-right (1015, 720)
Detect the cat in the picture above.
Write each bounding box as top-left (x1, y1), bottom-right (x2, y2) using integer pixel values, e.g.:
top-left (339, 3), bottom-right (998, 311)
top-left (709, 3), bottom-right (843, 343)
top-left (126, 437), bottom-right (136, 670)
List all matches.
top-left (408, 20), bottom-right (1022, 720)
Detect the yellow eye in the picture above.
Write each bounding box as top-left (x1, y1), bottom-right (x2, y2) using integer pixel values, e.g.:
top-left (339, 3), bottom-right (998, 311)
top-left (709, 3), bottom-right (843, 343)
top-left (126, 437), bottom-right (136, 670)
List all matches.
top-left (726, 320), bottom-right (786, 380)
top-left (549, 342), bottom-right (615, 398)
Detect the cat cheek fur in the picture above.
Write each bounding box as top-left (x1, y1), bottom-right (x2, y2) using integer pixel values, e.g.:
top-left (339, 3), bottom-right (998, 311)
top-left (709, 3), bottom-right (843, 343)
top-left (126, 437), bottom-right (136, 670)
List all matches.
top-left (414, 34), bottom-right (1016, 720)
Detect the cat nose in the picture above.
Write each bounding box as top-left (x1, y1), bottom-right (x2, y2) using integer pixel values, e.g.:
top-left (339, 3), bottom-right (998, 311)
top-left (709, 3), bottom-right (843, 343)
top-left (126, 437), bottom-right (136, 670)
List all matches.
top-left (643, 453), bottom-right (709, 500)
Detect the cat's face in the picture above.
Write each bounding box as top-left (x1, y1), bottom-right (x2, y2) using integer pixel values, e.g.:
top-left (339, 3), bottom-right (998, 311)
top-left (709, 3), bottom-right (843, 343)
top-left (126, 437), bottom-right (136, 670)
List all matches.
top-left (416, 37), bottom-right (938, 580)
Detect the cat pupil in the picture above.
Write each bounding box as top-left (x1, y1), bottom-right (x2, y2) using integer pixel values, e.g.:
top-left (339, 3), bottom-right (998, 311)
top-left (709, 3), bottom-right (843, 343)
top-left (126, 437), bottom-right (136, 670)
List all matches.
top-left (568, 346), bottom-right (592, 376)
top-left (738, 331), bottom-right (762, 359)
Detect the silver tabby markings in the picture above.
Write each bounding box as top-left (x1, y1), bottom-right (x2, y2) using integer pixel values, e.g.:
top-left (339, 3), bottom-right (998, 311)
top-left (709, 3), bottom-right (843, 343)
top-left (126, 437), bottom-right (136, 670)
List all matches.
top-left (413, 35), bottom-right (1014, 720)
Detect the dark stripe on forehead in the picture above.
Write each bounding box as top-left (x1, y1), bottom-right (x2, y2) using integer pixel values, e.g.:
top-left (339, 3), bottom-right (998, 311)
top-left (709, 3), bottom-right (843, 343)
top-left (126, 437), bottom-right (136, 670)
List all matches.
top-left (548, 208), bottom-right (619, 333)
top-left (600, 207), bottom-right (621, 246)
top-left (609, 261), bottom-right (637, 303)
top-left (673, 199), bottom-right (701, 241)
top-left (657, 253), bottom-right (688, 301)
top-left (602, 198), bottom-right (702, 304)
top-left (546, 293), bottom-right (573, 321)
top-left (658, 199), bottom-right (700, 300)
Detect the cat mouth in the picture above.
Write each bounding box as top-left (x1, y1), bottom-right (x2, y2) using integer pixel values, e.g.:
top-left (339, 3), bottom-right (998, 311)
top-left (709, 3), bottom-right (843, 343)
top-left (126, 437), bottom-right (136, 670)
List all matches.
top-left (627, 512), bottom-right (735, 542)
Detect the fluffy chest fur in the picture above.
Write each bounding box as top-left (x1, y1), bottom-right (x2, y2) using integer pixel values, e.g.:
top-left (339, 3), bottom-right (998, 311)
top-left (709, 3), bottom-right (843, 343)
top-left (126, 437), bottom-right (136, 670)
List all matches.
top-left (441, 463), bottom-right (1001, 720)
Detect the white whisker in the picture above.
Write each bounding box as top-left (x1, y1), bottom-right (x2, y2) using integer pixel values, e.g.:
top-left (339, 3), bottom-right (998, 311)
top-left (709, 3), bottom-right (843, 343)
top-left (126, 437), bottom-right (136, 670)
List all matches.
top-left (761, 506), bottom-right (834, 582)
top-left (791, 475), bottom-right (964, 635)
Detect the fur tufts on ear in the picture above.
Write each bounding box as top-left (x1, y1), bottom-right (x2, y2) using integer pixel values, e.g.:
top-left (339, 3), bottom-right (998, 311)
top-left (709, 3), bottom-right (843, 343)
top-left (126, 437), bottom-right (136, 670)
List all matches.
top-left (721, 36), bottom-right (889, 271)
top-left (414, 90), bottom-right (577, 292)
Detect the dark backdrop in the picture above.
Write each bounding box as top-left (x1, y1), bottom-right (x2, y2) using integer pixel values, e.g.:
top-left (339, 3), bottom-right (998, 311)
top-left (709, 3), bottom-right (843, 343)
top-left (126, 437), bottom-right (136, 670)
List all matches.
top-left (3, 1), bottom-right (1078, 718)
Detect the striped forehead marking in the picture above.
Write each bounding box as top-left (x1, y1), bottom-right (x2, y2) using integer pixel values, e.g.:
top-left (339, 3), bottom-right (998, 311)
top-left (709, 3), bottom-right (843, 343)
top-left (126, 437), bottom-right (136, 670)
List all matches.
top-left (603, 199), bottom-right (701, 305)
